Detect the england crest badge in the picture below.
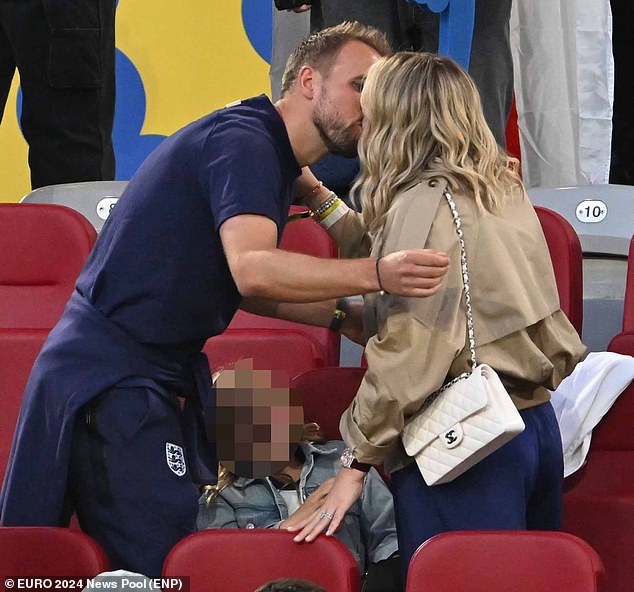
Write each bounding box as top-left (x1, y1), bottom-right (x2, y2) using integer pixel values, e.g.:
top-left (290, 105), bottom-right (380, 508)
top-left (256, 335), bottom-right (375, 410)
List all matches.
top-left (165, 442), bottom-right (187, 476)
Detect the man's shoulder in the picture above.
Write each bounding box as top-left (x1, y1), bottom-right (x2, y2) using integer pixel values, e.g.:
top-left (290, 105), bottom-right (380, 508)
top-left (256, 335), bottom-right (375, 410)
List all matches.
top-left (213, 95), bottom-right (277, 128)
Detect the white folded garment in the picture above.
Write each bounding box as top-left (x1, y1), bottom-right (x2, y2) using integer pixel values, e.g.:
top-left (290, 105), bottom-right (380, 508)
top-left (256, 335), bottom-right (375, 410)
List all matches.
top-left (550, 351), bottom-right (634, 477)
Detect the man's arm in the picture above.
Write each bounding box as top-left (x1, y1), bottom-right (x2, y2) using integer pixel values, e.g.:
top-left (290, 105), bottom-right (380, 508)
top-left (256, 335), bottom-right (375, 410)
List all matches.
top-left (240, 296), bottom-right (365, 345)
top-left (220, 214), bottom-right (448, 302)
top-left (240, 297), bottom-right (335, 327)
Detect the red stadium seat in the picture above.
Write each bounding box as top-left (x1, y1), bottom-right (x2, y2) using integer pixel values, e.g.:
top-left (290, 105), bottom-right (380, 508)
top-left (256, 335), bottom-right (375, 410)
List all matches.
top-left (406, 530), bottom-right (605, 592)
top-left (593, 331), bottom-right (634, 452)
top-left (281, 206), bottom-right (339, 259)
top-left (0, 329), bottom-right (49, 484)
top-left (290, 366), bottom-right (394, 486)
top-left (228, 206), bottom-right (341, 366)
top-left (621, 234), bottom-right (634, 332)
top-left (534, 206), bottom-right (583, 336)
top-left (204, 329), bottom-right (324, 381)
top-left (562, 330), bottom-right (634, 592)
top-left (0, 203), bottom-right (96, 329)
top-left (290, 366), bottom-right (366, 440)
top-left (163, 529), bottom-right (361, 592)
top-left (0, 526), bottom-right (109, 578)
top-left (563, 496), bottom-right (634, 592)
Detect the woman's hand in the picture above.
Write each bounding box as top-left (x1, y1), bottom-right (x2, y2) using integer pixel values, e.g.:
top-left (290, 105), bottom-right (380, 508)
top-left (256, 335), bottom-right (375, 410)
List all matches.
top-left (287, 467), bottom-right (366, 542)
top-left (280, 478), bottom-right (335, 530)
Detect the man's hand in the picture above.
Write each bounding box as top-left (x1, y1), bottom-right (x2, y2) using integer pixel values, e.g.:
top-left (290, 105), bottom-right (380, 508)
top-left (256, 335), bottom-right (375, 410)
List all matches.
top-left (280, 478), bottom-right (335, 530)
top-left (378, 249), bottom-right (449, 297)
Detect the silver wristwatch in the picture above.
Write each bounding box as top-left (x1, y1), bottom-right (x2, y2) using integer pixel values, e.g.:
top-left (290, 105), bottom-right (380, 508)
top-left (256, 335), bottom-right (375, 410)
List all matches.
top-left (340, 448), bottom-right (371, 472)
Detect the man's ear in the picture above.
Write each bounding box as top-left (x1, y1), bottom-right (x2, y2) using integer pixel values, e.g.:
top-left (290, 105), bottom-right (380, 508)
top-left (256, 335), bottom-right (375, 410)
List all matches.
top-left (297, 65), bottom-right (320, 100)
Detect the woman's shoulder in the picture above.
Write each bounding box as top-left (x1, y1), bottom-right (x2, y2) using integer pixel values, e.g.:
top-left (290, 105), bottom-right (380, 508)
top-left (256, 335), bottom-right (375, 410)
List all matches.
top-left (388, 178), bottom-right (446, 216)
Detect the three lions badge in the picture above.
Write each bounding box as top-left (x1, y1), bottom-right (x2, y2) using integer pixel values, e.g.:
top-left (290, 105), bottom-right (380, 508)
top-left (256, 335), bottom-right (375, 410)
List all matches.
top-left (166, 442), bottom-right (186, 476)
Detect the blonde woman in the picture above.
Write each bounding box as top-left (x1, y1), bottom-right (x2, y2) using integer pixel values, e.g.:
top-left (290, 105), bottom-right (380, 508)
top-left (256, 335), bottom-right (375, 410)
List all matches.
top-left (291, 52), bottom-right (586, 579)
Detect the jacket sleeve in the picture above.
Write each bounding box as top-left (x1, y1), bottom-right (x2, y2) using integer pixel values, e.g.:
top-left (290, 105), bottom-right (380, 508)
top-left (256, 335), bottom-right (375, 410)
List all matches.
top-left (196, 490), bottom-right (284, 530)
top-left (196, 492), bottom-right (239, 530)
top-left (340, 302), bottom-right (465, 464)
top-left (340, 186), bottom-right (466, 465)
top-left (337, 210), bottom-right (372, 259)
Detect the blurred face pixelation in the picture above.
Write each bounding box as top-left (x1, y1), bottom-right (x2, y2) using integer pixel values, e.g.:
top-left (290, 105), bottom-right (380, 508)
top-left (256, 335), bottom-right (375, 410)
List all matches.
top-left (215, 359), bottom-right (304, 478)
top-left (312, 40), bottom-right (381, 157)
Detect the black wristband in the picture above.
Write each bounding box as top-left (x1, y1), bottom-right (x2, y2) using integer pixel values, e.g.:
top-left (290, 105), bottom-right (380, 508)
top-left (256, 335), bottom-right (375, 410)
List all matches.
top-left (349, 459), bottom-right (372, 472)
top-left (329, 298), bottom-right (349, 332)
top-left (376, 257), bottom-right (389, 295)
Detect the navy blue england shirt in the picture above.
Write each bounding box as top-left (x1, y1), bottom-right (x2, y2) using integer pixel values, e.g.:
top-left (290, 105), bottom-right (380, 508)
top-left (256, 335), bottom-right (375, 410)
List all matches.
top-left (76, 95), bottom-right (301, 346)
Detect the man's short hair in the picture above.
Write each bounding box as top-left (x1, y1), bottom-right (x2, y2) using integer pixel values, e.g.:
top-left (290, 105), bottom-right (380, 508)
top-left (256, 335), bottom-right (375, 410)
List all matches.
top-left (280, 21), bottom-right (391, 96)
top-left (254, 578), bottom-right (326, 592)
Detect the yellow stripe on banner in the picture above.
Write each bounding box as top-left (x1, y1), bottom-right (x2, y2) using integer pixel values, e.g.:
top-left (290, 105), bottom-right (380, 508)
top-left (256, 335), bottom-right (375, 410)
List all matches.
top-left (0, 75), bottom-right (30, 203)
top-left (116, 1), bottom-right (271, 136)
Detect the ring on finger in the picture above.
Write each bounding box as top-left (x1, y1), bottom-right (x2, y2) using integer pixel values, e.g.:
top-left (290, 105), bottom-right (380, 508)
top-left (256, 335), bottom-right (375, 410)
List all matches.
top-left (320, 510), bottom-right (334, 521)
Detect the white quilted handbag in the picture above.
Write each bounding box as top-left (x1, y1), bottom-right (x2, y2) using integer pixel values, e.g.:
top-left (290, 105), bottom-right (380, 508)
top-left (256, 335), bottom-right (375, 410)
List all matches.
top-left (401, 187), bottom-right (525, 486)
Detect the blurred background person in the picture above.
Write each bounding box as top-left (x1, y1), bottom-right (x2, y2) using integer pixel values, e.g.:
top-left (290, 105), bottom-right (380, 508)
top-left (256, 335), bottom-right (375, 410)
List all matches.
top-left (0, 0), bottom-right (116, 189)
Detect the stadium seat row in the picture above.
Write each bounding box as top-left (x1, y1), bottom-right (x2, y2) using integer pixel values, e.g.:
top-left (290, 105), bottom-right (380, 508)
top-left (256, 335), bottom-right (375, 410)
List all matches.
top-left (0, 525), bottom-right (606, 592)
top-left (1, 197), bottom-right (633, 592)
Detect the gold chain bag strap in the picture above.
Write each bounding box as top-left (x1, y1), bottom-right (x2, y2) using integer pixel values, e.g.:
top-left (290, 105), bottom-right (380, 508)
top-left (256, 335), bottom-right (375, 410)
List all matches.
top-left (401, 186), bottom-right (525, 486)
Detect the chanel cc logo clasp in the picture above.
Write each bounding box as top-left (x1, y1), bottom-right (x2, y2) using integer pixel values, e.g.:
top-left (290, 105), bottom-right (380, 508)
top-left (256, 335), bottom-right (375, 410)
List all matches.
top-left (441, 423), bottom-right (464, 448)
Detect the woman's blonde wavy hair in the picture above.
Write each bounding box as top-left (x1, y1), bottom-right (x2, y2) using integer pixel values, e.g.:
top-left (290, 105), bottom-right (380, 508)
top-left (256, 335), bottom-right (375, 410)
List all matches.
top-left (353, 52), bottom-right (524, 235)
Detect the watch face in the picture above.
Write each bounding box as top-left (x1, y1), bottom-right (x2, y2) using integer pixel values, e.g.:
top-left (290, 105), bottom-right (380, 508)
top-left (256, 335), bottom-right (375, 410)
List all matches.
top-left (340, 448), bottom-right (354, 468)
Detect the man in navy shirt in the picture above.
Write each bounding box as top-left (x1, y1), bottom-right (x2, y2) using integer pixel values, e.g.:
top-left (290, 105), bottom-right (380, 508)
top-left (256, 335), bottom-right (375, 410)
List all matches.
top-left (0, 22), bottom-right (448, 576)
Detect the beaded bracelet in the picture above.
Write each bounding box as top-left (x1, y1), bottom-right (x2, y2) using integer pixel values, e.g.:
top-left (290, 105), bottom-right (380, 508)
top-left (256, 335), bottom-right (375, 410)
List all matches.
top-left (311, 192), bottom-right (340, 220)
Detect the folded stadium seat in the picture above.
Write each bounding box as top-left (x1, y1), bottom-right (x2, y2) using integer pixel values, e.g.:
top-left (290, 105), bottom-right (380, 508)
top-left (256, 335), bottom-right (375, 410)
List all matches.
top-left (0, 526), bottom-right (109, 578)
top-left (203, 329), bottom-right (325, 381)
top-left (227, 206), bottom-right (341, 367)
top-left (529, 186), bottom-right (634, 351)
top-left (406, 530), bottom-right (605, 592)
top-left (0, 329), bottom-right (50, 484)
top-left (162, 529), bottom-right (361, 592)
top-left (20, 180), bottom-right (128, 233)
top-left (0, 203), bottom-right (96, 329)
top-left (534, 206), bottom-right (584, 336)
